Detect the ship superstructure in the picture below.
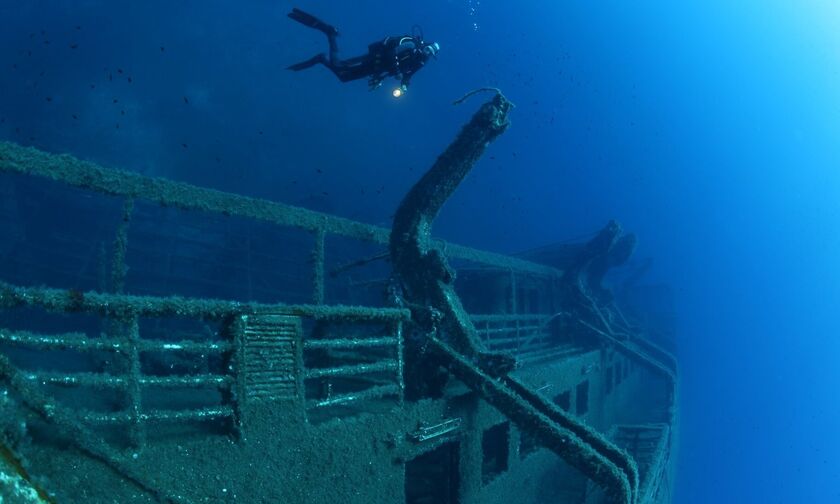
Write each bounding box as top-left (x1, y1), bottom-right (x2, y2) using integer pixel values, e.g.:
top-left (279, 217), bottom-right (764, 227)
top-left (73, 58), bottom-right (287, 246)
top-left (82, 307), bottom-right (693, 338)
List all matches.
top-left (0, 92), bottom-right (677, 504)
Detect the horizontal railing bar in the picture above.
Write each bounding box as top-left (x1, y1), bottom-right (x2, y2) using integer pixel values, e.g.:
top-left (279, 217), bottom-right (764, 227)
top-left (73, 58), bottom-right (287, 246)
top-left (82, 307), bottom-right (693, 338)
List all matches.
top-left (246, 379), bottom-right (296, 387)
top-left (517, 345), bottom-right (581, 364)
top-left (23, 371), bottom-right (232, 389)
top-left (139, 340), bottom-right (232, 353)
top-left (471, 314), bottom-right (552, 323)
top-left (0, 329), bottom-right (232, 353)
top-left (484, 334), bottom-right (551, 347)
top-left (308, 384), bottom-right (400, 408)
top-left (24, 371), bottom-right (126, 388)
top-left (81, 406), bottom-right (234, 424)
top-left (0, 281), bottom-right (410, 322)
top-left (0, 329), bottom-right (119, 351)
top-left (140, 375), bottom-right (233, 388)
top-left (0, 141), bottom-right (562, 278)
top-left (244, 371), bottom-right (296, 379)
top-left (304, 360), bottom-right (397, 379)
top-left (303, 337), bottom-right (397, 349)
top-left (477, 325), bottom-right (544, 336)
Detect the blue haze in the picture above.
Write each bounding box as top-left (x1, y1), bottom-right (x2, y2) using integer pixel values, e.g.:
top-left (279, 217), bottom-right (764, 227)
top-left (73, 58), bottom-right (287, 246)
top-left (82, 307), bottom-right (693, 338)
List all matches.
top-left (1, 1), bottom-right (839, 502)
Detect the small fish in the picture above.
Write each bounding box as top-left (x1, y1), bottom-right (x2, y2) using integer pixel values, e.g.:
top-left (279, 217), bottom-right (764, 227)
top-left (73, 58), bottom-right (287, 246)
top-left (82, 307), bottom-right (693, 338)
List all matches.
top-left (183, 96), bottom-right (189, 104)
top-left (72, 114), bottom-right (78, 120)
top-left (181, 143), bottom-right (188, 149)
top-left (112, 98), bottom-right (118, 104)
top-left (117, 68), bottom-right (123, 74)
top-left (127, 76), bottom-right (133, 83)
top-left (160, 46), bottom-right (165, 52)
top-left (120, 110), bottom-right (125, 116)
top-left (70, 43), bottom-right (78, 49)
top-left (316, 169), bottom-right (322, 174)
top-left (45, 96), bottom-right (52, 102)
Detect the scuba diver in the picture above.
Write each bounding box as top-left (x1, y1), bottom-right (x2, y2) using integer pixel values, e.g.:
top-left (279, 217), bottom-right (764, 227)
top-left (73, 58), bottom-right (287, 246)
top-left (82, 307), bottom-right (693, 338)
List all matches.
top-left (286, 8), bottom-right (440, 96)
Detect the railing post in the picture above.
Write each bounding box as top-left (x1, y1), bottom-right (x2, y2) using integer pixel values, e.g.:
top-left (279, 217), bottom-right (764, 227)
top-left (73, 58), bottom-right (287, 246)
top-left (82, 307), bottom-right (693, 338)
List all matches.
top-left (395, 320), bottom-right (405, 404)
top-left (125, 314), bottom-right (145, 449)
top-left (509, 270), bottom-right (521, 354)
top-left (311, 227), bottom-right (326, 305)
top-left (112, 198), bottom-right (134, 294)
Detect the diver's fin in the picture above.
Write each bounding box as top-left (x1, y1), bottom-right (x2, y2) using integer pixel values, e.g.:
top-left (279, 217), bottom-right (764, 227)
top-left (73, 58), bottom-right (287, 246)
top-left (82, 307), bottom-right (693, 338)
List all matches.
top-left (287, 53), bottom-right (327, 71)
top-left (288, 8), bottom-right (338, 36)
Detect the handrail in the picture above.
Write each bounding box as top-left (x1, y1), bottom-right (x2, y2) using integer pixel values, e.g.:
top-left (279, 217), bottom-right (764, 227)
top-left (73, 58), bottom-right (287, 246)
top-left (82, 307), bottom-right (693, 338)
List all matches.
top-left (0, 281), bottom-right (410, 322)
top-left (0, 281), bottom-right (411, 443)
top-left (0, 354), bottom-right (180, 503)
top-left (0, 141), bottom-right (561, 279)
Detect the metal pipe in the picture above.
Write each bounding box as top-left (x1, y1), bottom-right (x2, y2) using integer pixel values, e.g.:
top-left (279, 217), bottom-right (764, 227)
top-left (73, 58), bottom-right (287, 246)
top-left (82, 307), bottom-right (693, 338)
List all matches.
top-left (0, 328), bottom-right (233, 353)
top-left (308, 384), bottom-right (400, 408)
top-left (303, 337), bottom-right (397, 349)
top-left (82, 406), bottom-right (234, 424)
top-left (0, 281), bottom-right (410, 322)
top-left (304, 360), bottom-right (397, 380)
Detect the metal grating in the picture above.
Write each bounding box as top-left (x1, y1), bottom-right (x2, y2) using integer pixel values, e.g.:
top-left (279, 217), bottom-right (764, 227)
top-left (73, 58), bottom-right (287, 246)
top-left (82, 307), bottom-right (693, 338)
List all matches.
top-left (241, 314), bottom-right (303, 401)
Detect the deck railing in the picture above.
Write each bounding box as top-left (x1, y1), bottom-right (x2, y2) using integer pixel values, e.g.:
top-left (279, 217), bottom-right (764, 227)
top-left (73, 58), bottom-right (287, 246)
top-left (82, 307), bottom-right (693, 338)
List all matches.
top-left (472, 313), bottom-right (578, 364)
top-left (0, 141), bottom-right (563, 309)
top-left (0, 281), bottom-right (409, 445)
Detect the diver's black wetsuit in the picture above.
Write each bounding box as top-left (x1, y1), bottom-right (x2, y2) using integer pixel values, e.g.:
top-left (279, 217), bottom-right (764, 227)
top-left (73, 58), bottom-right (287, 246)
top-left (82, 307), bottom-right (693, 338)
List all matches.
top-left (287, 8), bottom-right (436, 90)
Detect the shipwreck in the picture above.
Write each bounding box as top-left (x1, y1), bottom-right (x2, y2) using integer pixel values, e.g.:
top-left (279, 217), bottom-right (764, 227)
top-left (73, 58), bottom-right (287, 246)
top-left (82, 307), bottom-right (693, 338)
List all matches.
top-left (0, 91), bottom-right (678, 503)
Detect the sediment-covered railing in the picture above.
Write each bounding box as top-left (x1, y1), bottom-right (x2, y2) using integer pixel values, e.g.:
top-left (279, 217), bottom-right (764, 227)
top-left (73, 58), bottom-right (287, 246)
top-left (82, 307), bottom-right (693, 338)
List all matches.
top-left (0, 281), bottom-right (409, 444)
top-left (0, 140), bottom-right (562, 297)
top-left (472, 313), bottom-right (579, 364)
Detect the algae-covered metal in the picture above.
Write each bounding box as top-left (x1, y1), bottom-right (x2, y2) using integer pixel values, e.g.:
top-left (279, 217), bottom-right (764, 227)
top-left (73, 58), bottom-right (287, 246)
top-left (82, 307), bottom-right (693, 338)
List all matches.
top-left (0, 93), bottom-right (677, 504)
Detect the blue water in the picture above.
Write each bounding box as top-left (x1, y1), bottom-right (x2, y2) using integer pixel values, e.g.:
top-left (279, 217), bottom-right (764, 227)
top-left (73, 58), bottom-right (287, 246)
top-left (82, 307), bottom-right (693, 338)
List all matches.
top-left (2, 1), bottom-right (839, 502)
